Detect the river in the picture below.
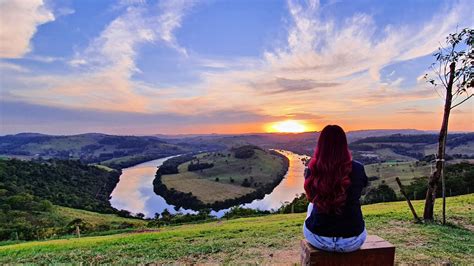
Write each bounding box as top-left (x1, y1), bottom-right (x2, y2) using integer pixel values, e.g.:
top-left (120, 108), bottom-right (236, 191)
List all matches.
top-left (110, 150), bottom-right (308, 218)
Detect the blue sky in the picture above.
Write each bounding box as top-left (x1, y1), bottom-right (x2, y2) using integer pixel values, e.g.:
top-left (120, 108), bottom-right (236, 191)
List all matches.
top-left (0, 0), bottom-right (472, 135)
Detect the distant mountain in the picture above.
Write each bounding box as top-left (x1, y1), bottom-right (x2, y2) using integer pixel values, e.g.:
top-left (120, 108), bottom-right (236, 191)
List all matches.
top-left (346, 129), bottom-right (427, 142)
top-left (2, 129), bottom-right (472, 167)
top-left (0, 133), bottom-right (224, 169)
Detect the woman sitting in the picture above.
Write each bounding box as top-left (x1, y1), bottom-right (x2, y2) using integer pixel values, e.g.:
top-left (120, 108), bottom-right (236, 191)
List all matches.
top-left (303, 125), bottom-right (368, 252)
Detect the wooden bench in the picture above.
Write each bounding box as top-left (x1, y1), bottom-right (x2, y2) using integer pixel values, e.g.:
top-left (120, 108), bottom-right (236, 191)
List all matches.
top-left (301, 235), bottom-right (395, 266)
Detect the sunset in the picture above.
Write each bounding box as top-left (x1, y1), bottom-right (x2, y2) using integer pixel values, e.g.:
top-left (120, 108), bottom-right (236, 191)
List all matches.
top-left (266, 120), bottom-right (314, 133)
top-left (0, 0), bottom-right (472, 135)
top-left (0, 0), bottom-right (473, 264)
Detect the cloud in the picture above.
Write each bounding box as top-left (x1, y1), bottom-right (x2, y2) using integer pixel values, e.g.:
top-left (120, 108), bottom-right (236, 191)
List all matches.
top-left (56, 7), bottom-right (75, 17)
top-left (396, 107), bottom-right (435, 115)
top-left (0, 99), bottom-right (286, 135)
top-left (155, 0), bottom-right (195, 56)
top-left (0, 0), bottom-right (54, 58)
top-left (184, 0), bottom-right (471, 116)
top-left (251, 78), bottom-right (339, 94)
top-left (284, 112), bottom-right (325, 120)
top-left (9, 1), bottom-right (196, 112)
top-left (0, 62), bottom-right (29, 73)
top-left (3, 0), bottom-right (473, 133)
top-left (71, 0), bottom-right (194, 68)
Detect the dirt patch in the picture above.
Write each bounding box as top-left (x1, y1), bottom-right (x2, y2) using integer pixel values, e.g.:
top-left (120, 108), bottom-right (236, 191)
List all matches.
top-left (374, 220), bottom-right (428, 248)
top-left (261, 248), bottom-right (300, 265)
top-left (447, 216), bottom-right (474, 232)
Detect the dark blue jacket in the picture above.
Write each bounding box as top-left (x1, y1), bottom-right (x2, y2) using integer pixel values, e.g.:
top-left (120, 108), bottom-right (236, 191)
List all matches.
top-left (304, 160), bottom-right (368, 237)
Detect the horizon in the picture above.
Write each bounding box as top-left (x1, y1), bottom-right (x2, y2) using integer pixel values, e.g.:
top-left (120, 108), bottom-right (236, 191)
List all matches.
top-left (6, 128), bottom-right (474, 138)
top-left (1, 0), bottom-right (473, 135)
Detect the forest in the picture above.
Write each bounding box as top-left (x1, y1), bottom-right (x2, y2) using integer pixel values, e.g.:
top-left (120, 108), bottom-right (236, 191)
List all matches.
top-left (0, 159), bottom-right (125, 240)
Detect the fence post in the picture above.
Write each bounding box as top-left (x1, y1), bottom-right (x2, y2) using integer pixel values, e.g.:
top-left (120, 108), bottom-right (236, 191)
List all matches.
top-left (76, 225), bottom-right (81, 238)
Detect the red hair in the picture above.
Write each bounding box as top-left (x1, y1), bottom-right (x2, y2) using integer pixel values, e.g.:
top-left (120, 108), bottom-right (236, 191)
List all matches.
top-left (304, 125), bottom-right (352, 214)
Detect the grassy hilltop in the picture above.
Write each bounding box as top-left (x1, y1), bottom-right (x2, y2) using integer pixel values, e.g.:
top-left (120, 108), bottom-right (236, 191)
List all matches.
top-left (154, 146), bottom-right (289, 210)
top-left (162, 147), bottom-right (287, 204)
top-left (1, 194), bottom-right (472, 264)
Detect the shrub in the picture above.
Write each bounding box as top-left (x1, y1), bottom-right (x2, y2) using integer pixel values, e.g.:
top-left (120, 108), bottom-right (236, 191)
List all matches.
top-left (363, 183), bottom-right (397, 204)
top-left (242, 178), bottom-right (251, 187)
top-left (404, 162), bottom-right (474, 199)
top-left (188, 162), bottom-right (214, 172)
top-left (232, 145), bottom-right (259, 159)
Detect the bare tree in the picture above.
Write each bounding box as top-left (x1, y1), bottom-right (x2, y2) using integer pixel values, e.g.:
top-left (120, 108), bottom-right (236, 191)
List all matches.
top-left (423, 28), bottom-right (473, 222)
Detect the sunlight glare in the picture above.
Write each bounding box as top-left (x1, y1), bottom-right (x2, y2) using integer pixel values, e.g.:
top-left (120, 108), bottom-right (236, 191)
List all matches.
top-left (268, 120), bottom-right (307, 133)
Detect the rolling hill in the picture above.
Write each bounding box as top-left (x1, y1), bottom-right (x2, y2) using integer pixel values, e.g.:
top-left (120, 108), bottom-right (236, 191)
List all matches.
top-left (0, 194), bottom-right (472, 264)
top-left (0, 133), bottom-right (224, 169)
top-left (2, 131), bottom-right (473, 167)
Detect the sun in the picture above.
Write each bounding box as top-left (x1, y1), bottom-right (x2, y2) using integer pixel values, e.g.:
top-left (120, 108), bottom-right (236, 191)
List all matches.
top-left (267, 120), bottom-right (308, 133)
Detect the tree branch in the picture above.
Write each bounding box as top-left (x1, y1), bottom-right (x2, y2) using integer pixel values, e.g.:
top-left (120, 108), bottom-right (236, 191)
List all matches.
top-left (450, 93), bottom-right (473, 109)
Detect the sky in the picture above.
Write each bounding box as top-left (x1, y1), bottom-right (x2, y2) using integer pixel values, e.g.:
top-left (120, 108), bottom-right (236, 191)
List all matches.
top-left (0, 0), bottom-right (473, 135)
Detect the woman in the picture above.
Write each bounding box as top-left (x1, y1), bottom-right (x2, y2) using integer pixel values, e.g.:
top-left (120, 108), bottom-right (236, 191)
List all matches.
top-left (303, 125), bottom-right (368, 253)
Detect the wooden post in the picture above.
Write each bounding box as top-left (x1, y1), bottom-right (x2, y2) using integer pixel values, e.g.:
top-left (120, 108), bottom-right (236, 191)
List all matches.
top-left (76, 225), bottom-right (81, 238)
top-left (395, 177), bottom-right (421, 223)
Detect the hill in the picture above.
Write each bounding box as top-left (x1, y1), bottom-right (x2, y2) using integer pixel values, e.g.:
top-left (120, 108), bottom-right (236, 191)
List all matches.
top-left (350, 133), bottom-right (474, 163)
top-left (153, 146), bottom-right (289, 210)
top-left (0, 203), bottom-right (145, 243)
top-left (2, 131), bottom-right (473, 167)
top-left (0, 194), bottom-right (472, 264)
top-left (163, 131), bottom-right (474, 164)
top-left (0, 159), bottom-right (121, 213)
top-left (0, 158), bottom-right (147, 240)
top-left (0, 133), bottom-right (223, 169)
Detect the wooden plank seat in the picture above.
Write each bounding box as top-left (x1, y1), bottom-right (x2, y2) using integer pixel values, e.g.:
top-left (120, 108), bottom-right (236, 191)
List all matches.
top-left (301, 235), bottom-right (395, 266)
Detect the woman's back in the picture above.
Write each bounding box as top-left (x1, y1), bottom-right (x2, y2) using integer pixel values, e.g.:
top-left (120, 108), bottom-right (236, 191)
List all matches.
top-left (304, 160), bottom-right (368, 237)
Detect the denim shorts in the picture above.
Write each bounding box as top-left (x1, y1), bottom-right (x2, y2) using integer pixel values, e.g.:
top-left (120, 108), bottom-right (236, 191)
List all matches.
top-left (303, 203), bottom-right (367, 253)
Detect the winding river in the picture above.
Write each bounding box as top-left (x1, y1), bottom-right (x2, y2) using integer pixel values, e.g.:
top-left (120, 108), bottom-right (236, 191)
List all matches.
top-left (110, 150), bottom-right (308, 218)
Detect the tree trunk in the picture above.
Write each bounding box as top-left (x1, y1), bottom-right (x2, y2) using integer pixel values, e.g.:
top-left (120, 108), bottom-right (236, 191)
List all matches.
top-left (423, 62), bottom-right (455, 221)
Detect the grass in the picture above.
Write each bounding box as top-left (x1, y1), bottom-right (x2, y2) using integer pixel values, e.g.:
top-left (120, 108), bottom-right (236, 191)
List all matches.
top-left (0, 205), bottom-right (147, 249)
top-left (1, 194), bottom-right (472, 264)
top-left (161, 149), bottom-right (286, 204)
top-left (91, 164), bottom-right (116, 172)
top-left (365, 161), bottom-right (431, 192)
top-left (55, 206), bottom-right (146, 228)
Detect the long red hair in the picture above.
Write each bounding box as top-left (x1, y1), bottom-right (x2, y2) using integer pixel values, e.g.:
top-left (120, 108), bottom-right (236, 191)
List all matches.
top-left (304, 125), bottom-right (352, 214)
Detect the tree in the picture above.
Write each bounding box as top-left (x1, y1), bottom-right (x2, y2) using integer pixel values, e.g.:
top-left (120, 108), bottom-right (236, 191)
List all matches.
top-left (363, 183), bottom-right (397, 204)
top-left (423, 28), bottom-right (473, 222)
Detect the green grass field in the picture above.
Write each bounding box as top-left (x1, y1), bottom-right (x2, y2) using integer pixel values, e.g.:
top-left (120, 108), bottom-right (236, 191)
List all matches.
top-left (162, 149), bottom-right (286, 203)
top-left (365, 161), bottom-right (431, 191)
top-left (1, 194), bottom-right (472, 264)
top-left (55, 206), bottom-right (146, 228)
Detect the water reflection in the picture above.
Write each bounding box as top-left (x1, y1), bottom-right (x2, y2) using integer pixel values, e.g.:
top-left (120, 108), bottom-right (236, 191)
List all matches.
top-left (110, 156), bottom-right (196, 218)
top-left (110, 150), bottom-right (308, 218)
top-left (211, 150), bottom-right (308, 217)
